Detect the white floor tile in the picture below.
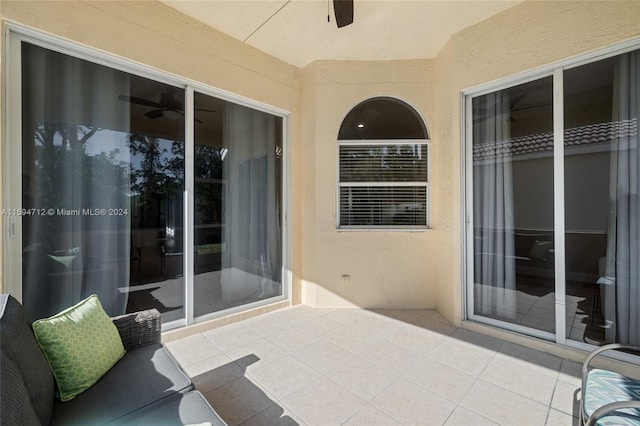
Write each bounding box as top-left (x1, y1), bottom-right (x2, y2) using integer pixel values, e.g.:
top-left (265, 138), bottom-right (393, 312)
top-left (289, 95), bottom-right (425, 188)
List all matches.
top-left (249, 355), bottom-right (321, 400)
top-left (385, 324), bottom-right (448, 353)
top-left (327, 324), bottom-right (383, 354)
top-left (224, 337), bottom-right (289, 374)
top-left (191, 356), bottom-right (245, 393)
top-left (481, 356), bottom-right (558, 405)
top-left (404, 357), bottom-right (476, 403)
top-left (204, 325), bottom-right (263, 353)
top-left (460, 379), bottom-right (549, 426)
top-left (240, 403), bottom-right (306, 426)
top-left (204, 376), bottom-right (277, 426)
top-left (427, 339), bottom-right (495, 376)
top-left (183, 352), bottom-right (236, 378)
top-left (557, 360), bottom-right (582, 387)
top-left (444, 406), bottom-right (498, 426)
top-left (292, 340), bottom-right (356, 374)
top-left (545, 408), bottom-right (579, 426)
top-left (168, 305), bottom-right (586, 426)
top-left (358, 339), bottom-right (422, 375)
top-left (165, 333), bottom-right (223, 366)
top-left (327, 356), bottom-right (399, 401)
top-left (344, 404), bottom-right (403, 426)
top-left (265, 324), bottom-right (324, 353)
top-left (281, 377), bottom-right (367, 425)
top-left (550, 381), bottom-right (581, 417)
top-left (296, 317), bottom-right (348, 339)
top-left (494, 343), bottom-right (562, 376)
top-left (372, 378), bottom-right (456, 426)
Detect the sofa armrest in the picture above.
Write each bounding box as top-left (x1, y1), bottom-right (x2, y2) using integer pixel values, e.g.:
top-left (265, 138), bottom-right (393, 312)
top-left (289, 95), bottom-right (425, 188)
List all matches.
top-left (111, 309), bottom-right (161, 351)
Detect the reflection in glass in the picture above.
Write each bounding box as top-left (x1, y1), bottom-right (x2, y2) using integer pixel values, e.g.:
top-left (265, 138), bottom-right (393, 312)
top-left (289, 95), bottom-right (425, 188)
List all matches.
top-left (21, 43), bottom-right (185, 322)
top-left (564, 51), bottom-right (640, 346)
top-left (472, 77), bottom-right (556, 333)
top-left (20, 42), bottom-right (284, 325)
top-left (193, 92), bottom-right (283, 317)
top-left (338, 97), bottom-right (427, 140)
top-left (339, 144), bottom-right (427, 182)
top-left (339, 144), bottom-right (428, 227)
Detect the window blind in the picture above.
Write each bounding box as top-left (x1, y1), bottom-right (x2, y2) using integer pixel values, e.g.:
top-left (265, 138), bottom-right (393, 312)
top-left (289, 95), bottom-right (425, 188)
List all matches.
top-left (338, 143), bottom-right (429, 228)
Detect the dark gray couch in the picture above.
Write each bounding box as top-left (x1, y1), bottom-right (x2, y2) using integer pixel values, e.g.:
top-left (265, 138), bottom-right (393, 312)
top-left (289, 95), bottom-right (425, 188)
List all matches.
top-left (0, 294), bottom-right (226, 426)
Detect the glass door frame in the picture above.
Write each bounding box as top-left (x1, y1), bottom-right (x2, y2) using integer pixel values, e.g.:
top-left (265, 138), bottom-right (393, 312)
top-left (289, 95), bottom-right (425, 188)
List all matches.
top-left (3, 23), bottom-right (292, 330)
top-left (462, 36), bottom-right (640, 350)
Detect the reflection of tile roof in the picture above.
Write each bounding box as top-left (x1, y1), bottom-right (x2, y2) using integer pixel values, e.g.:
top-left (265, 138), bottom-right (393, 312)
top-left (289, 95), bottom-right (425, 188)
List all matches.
top-left (473, 119), bottom-right (638, 161)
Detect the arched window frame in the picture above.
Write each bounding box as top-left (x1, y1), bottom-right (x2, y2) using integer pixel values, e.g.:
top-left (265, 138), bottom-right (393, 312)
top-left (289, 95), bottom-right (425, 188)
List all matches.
top-left (337, 97), bottom-right (430, 230)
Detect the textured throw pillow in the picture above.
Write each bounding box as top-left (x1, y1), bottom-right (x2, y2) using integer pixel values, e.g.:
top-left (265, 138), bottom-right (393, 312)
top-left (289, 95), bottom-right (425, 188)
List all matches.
top-left (32, 295), bottom-right (126, 401)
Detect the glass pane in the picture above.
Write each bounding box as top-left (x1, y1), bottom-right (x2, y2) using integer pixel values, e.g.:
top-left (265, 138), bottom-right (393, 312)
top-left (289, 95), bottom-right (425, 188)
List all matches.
top-left (339, 144), bottom-right (428, 182)
top-left (339, 186), bottom-right (427, 227)
top-left (472, 77), bottom-right (555, 333)
top-left (21, 43), bottom-right (185, 322)
top-left (564, 51), bottom-right (640, 346)
top-left (338, 97), bottom-right (428, 140)
top-left (193, 92), bottom-right (283, 317)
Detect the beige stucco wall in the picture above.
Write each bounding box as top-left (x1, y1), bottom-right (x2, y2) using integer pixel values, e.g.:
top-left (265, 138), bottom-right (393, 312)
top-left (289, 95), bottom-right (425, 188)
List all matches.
top-left (299, 0), bottom-right (640, 325)
top-left (299, 60), bottom-right (437, 309)
top-left (0, 1), bottom-right (303, 302)
top-left (432, 0), bottom-right (640, 325)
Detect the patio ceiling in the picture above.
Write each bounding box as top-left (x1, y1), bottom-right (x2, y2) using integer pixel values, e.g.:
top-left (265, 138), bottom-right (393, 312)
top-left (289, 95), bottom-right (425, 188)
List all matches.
top-left (160, 0), bottom-right (522, 68)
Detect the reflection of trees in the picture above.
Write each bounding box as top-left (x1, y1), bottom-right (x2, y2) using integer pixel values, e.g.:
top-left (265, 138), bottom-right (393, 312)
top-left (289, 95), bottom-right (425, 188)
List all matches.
top-left (31, 123), bottom-right (222, 232)
top-left (127, 135), bottom-right (185, 230)
top-left (31, 122), bottom-right (130, 213)
top-left (127, 135), bottom-right (184, 208)
top-left (195, 145), bottom-right (224, 225)
top-left (343, 144), bottom-right (424, 182)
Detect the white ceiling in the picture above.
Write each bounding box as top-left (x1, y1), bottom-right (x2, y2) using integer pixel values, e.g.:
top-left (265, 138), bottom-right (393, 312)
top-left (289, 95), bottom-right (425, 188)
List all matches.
top-left (160, 0), bottom-right (522, 68)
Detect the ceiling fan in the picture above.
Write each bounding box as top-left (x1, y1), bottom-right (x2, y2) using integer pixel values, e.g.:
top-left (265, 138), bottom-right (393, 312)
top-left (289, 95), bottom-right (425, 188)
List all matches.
top-left (332, 0), bottom-right (353, 28)
top-left (119, 90), bottom-right (215, 123)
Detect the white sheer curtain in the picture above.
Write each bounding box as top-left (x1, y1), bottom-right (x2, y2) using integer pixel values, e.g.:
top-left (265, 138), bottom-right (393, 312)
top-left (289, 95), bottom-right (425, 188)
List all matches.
top-left (473, 91), bottom-right (517, 319)
top-left (221, 104), bottom-right (281, 305)
top-left (21, 44), bottom-right (131, 318)
top-left (603, 51), bottom-right (640, 345)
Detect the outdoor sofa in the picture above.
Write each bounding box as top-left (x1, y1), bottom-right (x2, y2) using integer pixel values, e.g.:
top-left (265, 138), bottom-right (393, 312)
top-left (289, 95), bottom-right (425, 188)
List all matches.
top-left (0, 293), bottom-right (226, 425)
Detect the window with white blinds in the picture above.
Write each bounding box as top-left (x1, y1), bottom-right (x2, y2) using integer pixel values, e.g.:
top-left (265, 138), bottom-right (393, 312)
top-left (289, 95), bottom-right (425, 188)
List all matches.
top-left (337, 97), bottom-right (429, 229)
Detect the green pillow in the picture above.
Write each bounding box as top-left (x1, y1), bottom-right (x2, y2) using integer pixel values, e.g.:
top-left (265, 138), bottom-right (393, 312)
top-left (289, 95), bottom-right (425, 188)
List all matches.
top-left (32, 295), bottom-right (126, 401)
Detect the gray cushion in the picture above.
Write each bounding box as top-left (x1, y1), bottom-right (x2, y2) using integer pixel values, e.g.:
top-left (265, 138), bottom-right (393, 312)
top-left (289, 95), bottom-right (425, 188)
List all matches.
top-left (0, 294), bottom-right (54, 425)
top-left (51, 344), bottom-right (194, 425)
top-left (107, 391), bottom-right (226, 425)
top-left (1, 350), bottom-right (41, 426)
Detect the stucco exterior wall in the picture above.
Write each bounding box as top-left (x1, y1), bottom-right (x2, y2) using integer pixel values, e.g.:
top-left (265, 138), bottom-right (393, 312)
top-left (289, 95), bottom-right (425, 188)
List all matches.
top-left (298, 0), bottom-right (640, 324)
top-left (433, 0), bottom-right (640, 325)
top-left (299, 60), bottom-right (437, 309)
top-left (0, 1), bottom-right (302, 300)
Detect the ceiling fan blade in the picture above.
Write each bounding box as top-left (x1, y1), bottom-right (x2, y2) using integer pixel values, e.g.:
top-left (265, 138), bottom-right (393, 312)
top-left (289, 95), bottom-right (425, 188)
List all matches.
top-left (195, 108), bottom-right (216, 113)
top-left (170, 108), bottom-right (202, 123)
top-left (119, 94), bottom-right (163, 108)
top-left (333, 0), bottom-right (353, 28)
top-left (144, 109), bottom-right (165, 120)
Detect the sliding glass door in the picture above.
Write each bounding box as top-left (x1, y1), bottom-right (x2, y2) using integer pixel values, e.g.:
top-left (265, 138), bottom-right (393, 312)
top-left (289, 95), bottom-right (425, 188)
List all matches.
top-left (9, 37), bottom-right (286, 327)
top-left (471, 77), bottom-right (555, 335)
top-left (563, 53), bottom-right (640, 346)
top-left (467, 45), bottom-right (640, 347)
top-left (193, 92), bottom-right (283, 317)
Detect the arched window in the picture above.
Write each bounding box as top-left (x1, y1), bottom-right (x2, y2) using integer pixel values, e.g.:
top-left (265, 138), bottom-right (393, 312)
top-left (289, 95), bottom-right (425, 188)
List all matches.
top-left (338, 97), bottom-right (430, 229)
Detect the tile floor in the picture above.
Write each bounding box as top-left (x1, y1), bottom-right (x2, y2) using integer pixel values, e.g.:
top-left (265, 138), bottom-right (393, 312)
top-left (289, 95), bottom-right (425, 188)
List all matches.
top-left (165, 306), bottom-right (582, 426)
